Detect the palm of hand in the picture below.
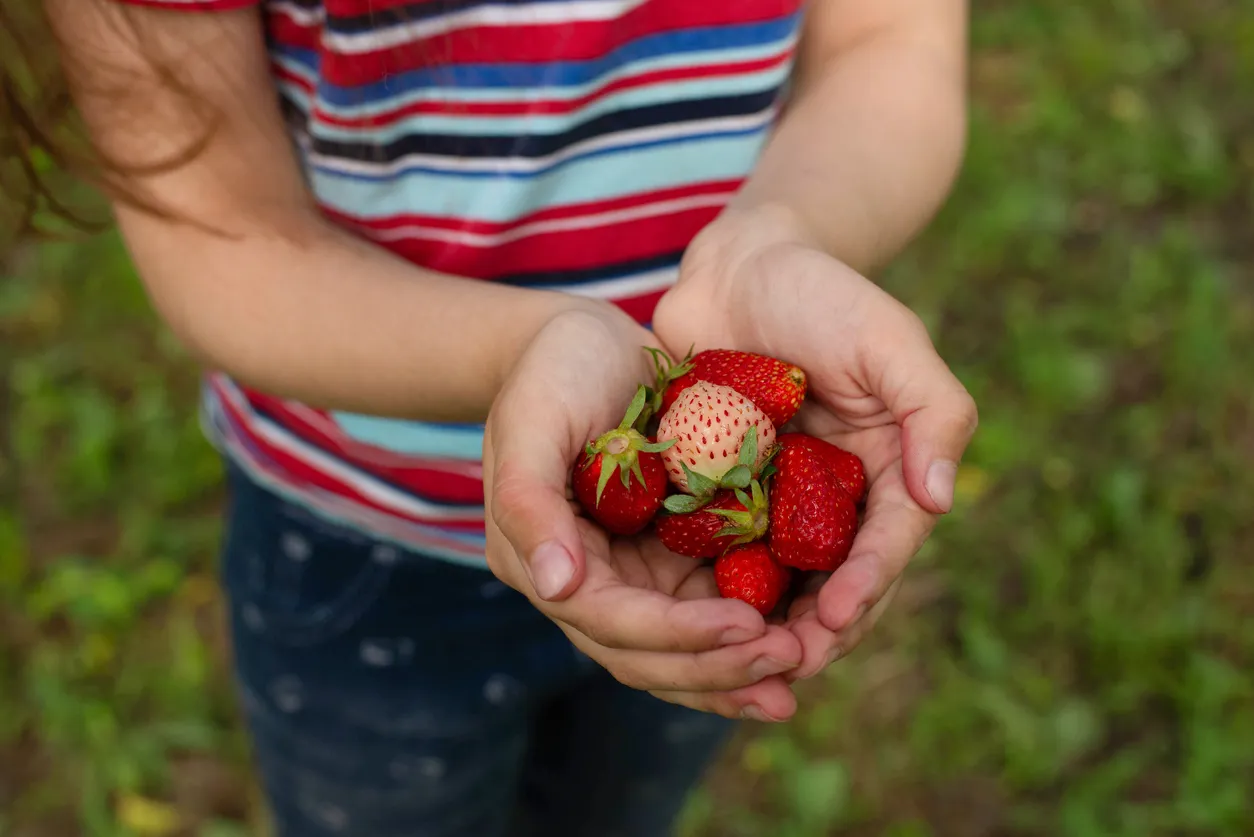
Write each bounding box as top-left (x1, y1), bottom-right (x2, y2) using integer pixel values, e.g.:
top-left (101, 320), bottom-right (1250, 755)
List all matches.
top-left (654, 240), bottom-right (977, 680)
top-left (484, 308), bottom-right (803, 719)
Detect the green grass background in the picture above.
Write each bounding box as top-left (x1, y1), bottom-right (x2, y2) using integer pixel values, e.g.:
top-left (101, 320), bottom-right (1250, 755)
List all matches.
top-left (3, 3), bottom-right (1254, 835)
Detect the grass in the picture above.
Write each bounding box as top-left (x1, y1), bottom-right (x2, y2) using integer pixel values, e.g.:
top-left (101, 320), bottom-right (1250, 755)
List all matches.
top-left (4, 2), bottom-right (1254, 836)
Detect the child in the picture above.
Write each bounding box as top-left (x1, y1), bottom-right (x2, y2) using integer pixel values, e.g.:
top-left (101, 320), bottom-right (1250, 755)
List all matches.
top-left (27, 0), bottom-right (977, 833)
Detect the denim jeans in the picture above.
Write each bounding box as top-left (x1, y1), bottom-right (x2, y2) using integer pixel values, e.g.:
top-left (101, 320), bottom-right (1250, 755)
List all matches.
top-left (218, 465), bottom-right (736, 837)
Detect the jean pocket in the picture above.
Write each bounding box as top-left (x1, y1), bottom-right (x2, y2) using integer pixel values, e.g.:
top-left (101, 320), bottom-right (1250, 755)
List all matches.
top-left (219, 482), bottom-right (397, 649)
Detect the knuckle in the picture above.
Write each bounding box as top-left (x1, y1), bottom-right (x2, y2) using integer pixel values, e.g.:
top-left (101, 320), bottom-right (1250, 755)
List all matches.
top-left (608, 662), bottom-right (651, 691)
top-left (954, 390), bottom-right (980, 436)
top-left (574, 611), bottom-right (621, 650)
top-left (488, 466), bottom-right (535, 536)
top-left (895, 305), bottom-right (932, 343)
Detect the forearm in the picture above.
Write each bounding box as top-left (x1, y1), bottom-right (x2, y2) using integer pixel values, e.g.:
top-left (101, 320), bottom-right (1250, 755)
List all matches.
top-left (120, 208), bottom-right (608, 422)
top-left (727, 16), bottom-right (967, 273)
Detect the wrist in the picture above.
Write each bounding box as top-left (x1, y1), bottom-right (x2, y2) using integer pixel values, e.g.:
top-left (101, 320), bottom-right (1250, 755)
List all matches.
top-left (493, 294), bottom-right (642, 396)
top-left (654, 203), bottom-right (816, 354)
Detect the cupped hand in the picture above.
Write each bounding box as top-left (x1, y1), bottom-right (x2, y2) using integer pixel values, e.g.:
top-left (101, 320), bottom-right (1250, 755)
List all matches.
top-left (653, 207), bottom-right (978, 679)
top-left (483, 306), bottom-right (803, 720)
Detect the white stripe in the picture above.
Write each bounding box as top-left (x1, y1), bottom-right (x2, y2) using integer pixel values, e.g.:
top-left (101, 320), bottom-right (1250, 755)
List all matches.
top-left (324, 0), bottom-right (653, 54)
top-left (359, 190), bottom-right (734, 247)
top-left (270, 0), bottom-right (323, 27)
top-left (310, 108), bottom-right (776, 177)
top-left (216, 383), bottom-right (486, 523)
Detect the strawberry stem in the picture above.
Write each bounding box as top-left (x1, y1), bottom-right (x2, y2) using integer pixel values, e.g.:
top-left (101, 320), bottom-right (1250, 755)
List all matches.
top-left (618, 385), bottom-right (649, 432)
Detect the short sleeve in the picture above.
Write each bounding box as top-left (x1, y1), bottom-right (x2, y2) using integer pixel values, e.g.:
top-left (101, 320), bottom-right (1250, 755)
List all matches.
top-left (111, 0), bottom-right (260, 10)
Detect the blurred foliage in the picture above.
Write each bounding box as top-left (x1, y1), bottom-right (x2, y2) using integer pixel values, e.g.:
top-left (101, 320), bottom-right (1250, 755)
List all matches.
top-left (3, 2), bottom-right (1254, 836)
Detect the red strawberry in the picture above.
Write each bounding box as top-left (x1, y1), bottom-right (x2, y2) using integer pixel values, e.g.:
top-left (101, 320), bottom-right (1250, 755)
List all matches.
top-left (767, 436), bottom-right (859, 572)
top-left (655, 348), bottom-right (807, 430)
top-left (657, 380), bottom-right (775, 495)
top-left (714, 543), bottom-right (792, 615)
top-left (656, 480), bottom-right (770, 559)
top-left (776, 432), bottom-right (867, 503)
top-left (572, 386), bottom-right (675, 536)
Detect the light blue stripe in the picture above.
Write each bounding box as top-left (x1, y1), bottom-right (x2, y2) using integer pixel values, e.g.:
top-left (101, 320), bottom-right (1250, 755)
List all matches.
top-left (331, 412), bottom-right (486, 461)
top-left (309, 127), bottom-right (770, 222)
top-left (282, 15), bottom-right (801, 103)
top-left (311, 65), bottom-right (791, 141)
top-left (315, 39), bottom-right (796, 116)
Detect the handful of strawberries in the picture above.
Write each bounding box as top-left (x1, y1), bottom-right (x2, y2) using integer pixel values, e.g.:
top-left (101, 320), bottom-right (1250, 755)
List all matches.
top-left (571, 347), bottom-right (866, 616)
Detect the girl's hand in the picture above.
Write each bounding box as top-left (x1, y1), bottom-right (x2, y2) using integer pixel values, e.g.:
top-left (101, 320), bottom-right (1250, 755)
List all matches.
top-left (653, 206), bottom-right (978, 680)
top-left (483, 307), bottom-right (803, 720)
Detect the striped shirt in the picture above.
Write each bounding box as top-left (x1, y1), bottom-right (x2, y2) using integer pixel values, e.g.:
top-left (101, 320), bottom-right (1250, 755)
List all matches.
top-left (119, 0), bottom-right (803, 565)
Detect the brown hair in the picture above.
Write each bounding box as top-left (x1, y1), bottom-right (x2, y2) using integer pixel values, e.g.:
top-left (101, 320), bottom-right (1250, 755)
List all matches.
top-left (0, 1), bottom-right (102, 248)
top-left (0, 1), bottom-right (214, 254)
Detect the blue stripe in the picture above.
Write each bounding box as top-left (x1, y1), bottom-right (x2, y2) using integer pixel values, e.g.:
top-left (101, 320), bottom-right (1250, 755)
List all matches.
top-left (284, 16), bottom-right (801, 103)
top-left (331, 412), bottom-right (487, 461)
top-left (306, 39), bottom-right (795, 116)
top-left (311, 127), bottom-right (769, 222)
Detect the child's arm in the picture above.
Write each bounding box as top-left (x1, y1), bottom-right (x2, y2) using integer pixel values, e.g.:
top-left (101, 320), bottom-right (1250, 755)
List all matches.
top-left (49, 0), bottom-right (610, 423)
top-left (732, 0), bottom-right (968, 273)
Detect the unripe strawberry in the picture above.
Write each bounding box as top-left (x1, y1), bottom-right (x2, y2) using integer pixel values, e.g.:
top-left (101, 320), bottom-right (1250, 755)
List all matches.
top-left (657, 381), bottom-right (775, 495)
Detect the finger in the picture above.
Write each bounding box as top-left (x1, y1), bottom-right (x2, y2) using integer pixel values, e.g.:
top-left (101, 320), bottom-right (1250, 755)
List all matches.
top-left (781, 576), bottom-right (837, 679)
top-left (826, 576), bottom-right (901, 656)
top-left (559, 622), bottom-right (802, 692)
top-left (484, 408), bottom-right (588, 603)
top-left (866, 311), bottom-right (978, 514)
top-left (650, 677), bottom-right (799, 721)
top-left (786, 612), bottom-right (841, 680)
top-left (547, 574), bottom-right (770, 653)
top-left (786, 575), bottom-right (902, 680)
top-left (817, 463), bottom-right (933, 632)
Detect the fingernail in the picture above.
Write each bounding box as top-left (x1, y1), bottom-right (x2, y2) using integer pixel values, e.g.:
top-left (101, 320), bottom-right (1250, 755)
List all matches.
top-left (824, 645), bottom-right (846, 667)
top-left (720, 625), bottom-right (761, 645)
top-left (528, 541), bottom-right (574, 600)
top-left (926, 460), bottom-right (958, 513)
top-left (749, 655), bottom-right (796, 681)
top-left (740, 705), bottom-right (780, 723)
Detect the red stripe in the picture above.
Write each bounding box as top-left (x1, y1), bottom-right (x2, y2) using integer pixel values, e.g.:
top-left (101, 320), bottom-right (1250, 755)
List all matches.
top-left (312, 2), bottom-right (796, 86)
top-left (312, 51), bottom-right (793, 126)
top-left (373, 204), bottom-right (720, 278)
top-left (320, 178), bottom-right (742, 234)
top-left (615, 288), bottom-right (667, 324)
top-left (239, 389), bottom-right (489, 506)
top-left (214, 382), bottom-right (488, 520)
top-left (268, 11), bottom-right (322, 50)
top-left (272, 61), bottom-right (316, 95)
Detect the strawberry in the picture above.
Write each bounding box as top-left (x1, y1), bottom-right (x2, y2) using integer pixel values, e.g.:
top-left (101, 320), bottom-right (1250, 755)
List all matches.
top-left (657, 381), bottom-right (776, 495)
top-left (656, 479), bottom-right (770, 559)
top-left (714, 543), bottom-right (792, 615)
top-left (654, 348), bottom-right (807, 430)
top-left (776, 432), bottom-right (867, 503)
top-left (767, 435), bottom-right (859, 572)
top-left (572, 386), bottom-right (675, 536)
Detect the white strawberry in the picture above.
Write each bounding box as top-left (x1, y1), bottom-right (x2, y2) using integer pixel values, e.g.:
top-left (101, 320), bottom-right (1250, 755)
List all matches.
top-left (657, 381), bottom-right (776, 495)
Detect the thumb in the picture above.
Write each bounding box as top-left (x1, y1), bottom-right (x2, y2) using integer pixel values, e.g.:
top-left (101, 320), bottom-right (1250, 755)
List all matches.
top-left (871, 317), bottom-right (979, 515)
top-left (484, 413), bottom-right (587, 603)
